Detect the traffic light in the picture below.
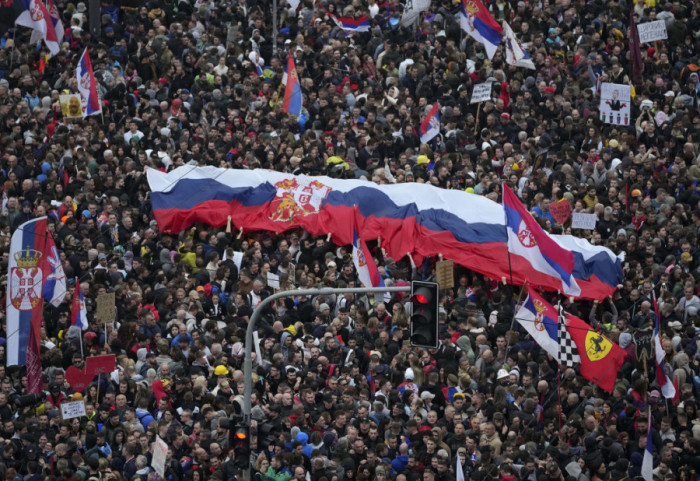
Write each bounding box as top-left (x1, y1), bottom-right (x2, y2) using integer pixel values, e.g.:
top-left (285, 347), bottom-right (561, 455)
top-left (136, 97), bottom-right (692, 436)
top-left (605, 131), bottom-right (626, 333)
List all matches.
top-left (410, 281), bottom-right (439, 348)
top-left (231, 425), bottom-right (250, 469)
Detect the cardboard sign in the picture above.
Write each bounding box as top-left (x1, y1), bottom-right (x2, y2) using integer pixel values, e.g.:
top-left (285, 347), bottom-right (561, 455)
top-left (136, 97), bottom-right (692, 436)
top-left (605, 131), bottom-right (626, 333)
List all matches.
top-left (60, 94), bottom-right (83, 119)
top-left (65, 355), bottom-right (117, 391)
top-left (401, 0), bottom-right (430, 26)
top-left (436, 260), bottom-right (454, 289)
top-left (637, 20), bottom-right (667, 43)
top-left (550, 199), bottom-right (572, 225)
top-left (599, 83), bottom-right (631, 126)
top-left (61, 400), bottom-right (86, 420)
top-left (471, 82), bottom-right (493, 103)
top-left (267, 272), bottom-right (280, 289)
top-left (151, 436), bottom-right (168, 477)
top-left (572, 213), bottom-right (597, 230)
top-left (96, 293), bottom-right (116, 323)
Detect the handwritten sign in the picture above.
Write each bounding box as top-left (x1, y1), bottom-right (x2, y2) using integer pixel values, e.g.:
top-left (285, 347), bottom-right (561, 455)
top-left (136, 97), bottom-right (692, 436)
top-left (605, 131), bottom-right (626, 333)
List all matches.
top-left (471, 82), bottom-right (493, 103)
top-left (436, 260), bottom-right (454, 290)
top-left (151, 436), bottom-right (168, 477)
top-left (550, 199), bottom-right (572, 225)
top-left (61, 400), bottom-right (86, 420)
top-left (572, 213), bottom-right (597, 230)
top-left (96, 293), bottom-right (115, 323)
top-left (637, 20), bottom-right (667, 43)
top-left (267, 272), bottom-right (280, 289)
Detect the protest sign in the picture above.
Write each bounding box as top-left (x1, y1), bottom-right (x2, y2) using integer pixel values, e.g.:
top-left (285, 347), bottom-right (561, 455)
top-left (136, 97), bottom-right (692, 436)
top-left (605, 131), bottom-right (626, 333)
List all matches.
top-left (599, 83), bottom-right (631, 126)
top-left (572, 213), bottom-right (597, 230)
top-left (637, 20), bottom-right (667, 43)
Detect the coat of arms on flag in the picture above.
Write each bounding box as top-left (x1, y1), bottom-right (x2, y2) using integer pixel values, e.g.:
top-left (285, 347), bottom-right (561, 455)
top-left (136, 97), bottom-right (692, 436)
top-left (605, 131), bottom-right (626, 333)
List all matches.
top-left (10, 247), bottom-right (43, 311)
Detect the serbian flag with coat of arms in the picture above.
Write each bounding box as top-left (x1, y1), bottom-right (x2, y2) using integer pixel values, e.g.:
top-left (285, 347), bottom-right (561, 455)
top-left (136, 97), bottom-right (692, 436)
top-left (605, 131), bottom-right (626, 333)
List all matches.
top-left (71, 278), bottom-right (89, 330)
top-left (15, 0), bottom-right (59, 55)
top-left (420, 102), bottom-right (440, 144)
top-left (503, 183), bottom-right (580, 297)
top-left (460, 0), bottom-right (502, 59)
top-left (352, 207), bottom-right (385, 288)
top-left (7, 217), bottom-right (66, 394)
top-left (76, 48), bottom-right (101, 117)
top-left (283, 52), bottom-right (302, 116)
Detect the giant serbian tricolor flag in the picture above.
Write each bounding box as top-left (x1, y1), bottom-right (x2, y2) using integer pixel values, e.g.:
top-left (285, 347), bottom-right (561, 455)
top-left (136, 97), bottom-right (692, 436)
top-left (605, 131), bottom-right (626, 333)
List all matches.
top-left (503, 184), bottom-right (580, 297)
top-left (516, 287), bottom-right (625, 392)
top-left (76, 48), bottom-right (101, 118)
top-left (460, 0), bottom-right (502, 59)
top-left (147, 167), bottom-right (624, 300)
top-left (283, 52), bottom-right (302, 116)
top-left (15, 0), bottom-right (59, 56)
top-left (352, 207), bottom-right (385, 289)
top-left (420, 102), bottom-right (440, 144)
top-left (7, 218), bottom-right (66, 393)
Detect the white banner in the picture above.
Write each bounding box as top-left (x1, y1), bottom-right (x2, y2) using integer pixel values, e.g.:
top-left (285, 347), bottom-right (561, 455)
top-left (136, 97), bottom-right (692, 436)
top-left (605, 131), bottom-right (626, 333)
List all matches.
top-left (637, 20), bottom-right (667, 43)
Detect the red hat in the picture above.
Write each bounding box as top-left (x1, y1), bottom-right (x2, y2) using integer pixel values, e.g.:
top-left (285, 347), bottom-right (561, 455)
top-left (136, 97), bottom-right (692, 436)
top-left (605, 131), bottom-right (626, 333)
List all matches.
top-left (170, 98), bottom-right (182, 117)
top-left (501, 112), bottom-right (510, 119)
top-left (158, 77), bottom-right (168, 85)
top-left (84, 332), bottom-right (97, 339)
top-left (419, 425), bottom-right (432, 433)
top-left (543, 86), bottom-right (556, 93)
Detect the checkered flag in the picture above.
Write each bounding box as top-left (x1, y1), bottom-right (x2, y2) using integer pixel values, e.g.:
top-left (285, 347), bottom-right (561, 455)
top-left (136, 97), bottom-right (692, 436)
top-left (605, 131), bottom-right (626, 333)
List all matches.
top-left (558, 305), bottom-right (580, 367)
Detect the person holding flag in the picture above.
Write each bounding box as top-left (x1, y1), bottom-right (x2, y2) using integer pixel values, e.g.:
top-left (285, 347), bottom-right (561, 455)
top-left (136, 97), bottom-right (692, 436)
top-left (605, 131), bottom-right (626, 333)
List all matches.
top-left (420, 102), bottom-right (440, 144)
top-left (76, 47), bottom-right (101, 117)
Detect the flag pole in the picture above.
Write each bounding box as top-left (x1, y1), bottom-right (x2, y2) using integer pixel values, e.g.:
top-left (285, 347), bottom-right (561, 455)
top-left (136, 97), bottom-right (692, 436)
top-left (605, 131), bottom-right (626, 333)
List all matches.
top-left (8, 29), bottom-right (17, 73)
top-left (501, 182), bottom-right (515, 288)
top-left (557, 296), bottom-right (562, 434)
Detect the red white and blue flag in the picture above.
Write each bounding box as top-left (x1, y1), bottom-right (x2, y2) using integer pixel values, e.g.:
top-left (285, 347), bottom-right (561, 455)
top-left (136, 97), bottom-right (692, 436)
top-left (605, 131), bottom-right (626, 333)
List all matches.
top-left (6, 217), bottom-right (65, 393)
top-left (502, 22), bottom-right (535, 69)
top-left (652, 293), bottom-right (676, 399)
top-left (147, 167), bottom-right (624, 300)
top-left (420, 102), bottom-right (440, 144)
top-left (641, 406), bottom-right (653, 481)
top-left (352, 208), bottom-right (385, 288)
top-left (76, 48), bottom-right (101, 117)
top-left (460, 0), bottom-right (503, 59)
top-left (42, 230), bottom-right (66, 307)
top-left (71, 278), bottom-right (89, 330)
top-left (321, 5), bottom-right (370, 32)
top-left (15, 0), bottom-right (59, 55)
top-left (503, 184), bottom-right (580, 297)
top-left (30, 0), bottom-right (62, 46)
top-left (283, 52), bottom-right (302, 116)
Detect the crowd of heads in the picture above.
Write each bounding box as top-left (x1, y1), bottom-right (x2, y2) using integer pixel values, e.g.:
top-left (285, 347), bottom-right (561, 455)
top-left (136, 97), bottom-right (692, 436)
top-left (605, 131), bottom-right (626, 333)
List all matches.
top-left (0, 0), bottom-right (699, 480)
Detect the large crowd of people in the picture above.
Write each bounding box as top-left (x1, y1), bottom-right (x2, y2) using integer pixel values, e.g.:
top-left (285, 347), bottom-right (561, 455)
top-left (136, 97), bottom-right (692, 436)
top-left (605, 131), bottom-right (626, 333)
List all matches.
top-left (0, 0), bottom-right (699, 480)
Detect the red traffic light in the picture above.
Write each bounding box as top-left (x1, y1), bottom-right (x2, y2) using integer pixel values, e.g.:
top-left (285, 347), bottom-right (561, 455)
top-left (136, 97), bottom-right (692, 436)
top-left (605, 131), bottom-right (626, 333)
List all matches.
top-left (413, 294), bottom-right (429, 304)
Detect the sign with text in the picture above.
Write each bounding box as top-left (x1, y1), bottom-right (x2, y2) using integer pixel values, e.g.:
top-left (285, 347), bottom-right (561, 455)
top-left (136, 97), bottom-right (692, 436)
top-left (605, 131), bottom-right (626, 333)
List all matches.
top-left (435, 260), bottom-right (454, 290)
top-left (637, 20), bottom-right (667, 43)
top-left (267, 272), bottom-right (280, 289)
top-left (572, 213), bottom-right (597, 230)
top-left (471, 82), bottom-right (493, 103)
top-left (96, 292), bottom-right (116, 323)
top-left (599, 83), bottom-right (631, 126)
top-left (550, 199), bottom-right (572, 225)
top-left (61, 400), bottom-right (86, 420)
top-left (152, 436), bottom-right (168, 477)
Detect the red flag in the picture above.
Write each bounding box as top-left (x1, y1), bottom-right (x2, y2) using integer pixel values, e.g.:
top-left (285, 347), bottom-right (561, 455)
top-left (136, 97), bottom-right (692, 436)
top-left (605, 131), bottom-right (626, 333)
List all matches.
top-left (565, 312), bottom-right (625, 392)
top-left (629, 12), bottom-right (643, 81)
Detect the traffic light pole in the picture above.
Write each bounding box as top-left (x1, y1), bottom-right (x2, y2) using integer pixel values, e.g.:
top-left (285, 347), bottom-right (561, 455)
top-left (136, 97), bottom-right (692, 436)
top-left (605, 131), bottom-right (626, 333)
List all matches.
top-left (242, 286), bottom-right (411, 478)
